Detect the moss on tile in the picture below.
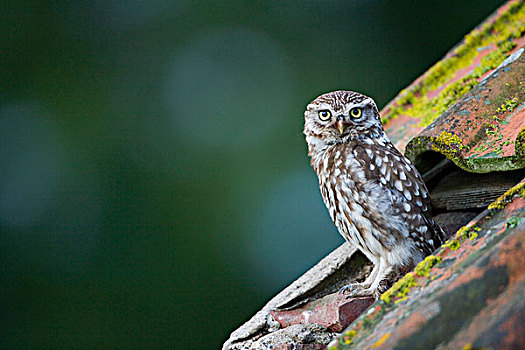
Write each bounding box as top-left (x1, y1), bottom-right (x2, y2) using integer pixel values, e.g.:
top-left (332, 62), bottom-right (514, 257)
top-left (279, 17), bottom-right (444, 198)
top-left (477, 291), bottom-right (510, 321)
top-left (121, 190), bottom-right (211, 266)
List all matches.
top-left (372, 333), bottom-right (390, 348)
top-left (343, 330), bottom-right (356, 345)
top-left (381, 254), bottom-right (445, 304)
top-left (414, 255), bottom-right (443, 277)
top-left (381, 0), bottom-right (525, 127)
top-left (381, 272), bottom-right (417, 304)
top-left (329, 329), bottom-right (357, 349)
top-left (439, 224), bottom-right (481, 254)
top-left (455, 225), bottom-right (481, 241)
top-left (506, 216), bottom-right (521, 228)
top-left (487, 180), bottom-right (525, 209)
top-left (495, 96), bottom-right (520, 113)
top-left (430, 131), bottom-right (467, 164)
top-left (443, 238), bottom-right (462, 251)
top-left (515, 126), bottom-right (525, 156)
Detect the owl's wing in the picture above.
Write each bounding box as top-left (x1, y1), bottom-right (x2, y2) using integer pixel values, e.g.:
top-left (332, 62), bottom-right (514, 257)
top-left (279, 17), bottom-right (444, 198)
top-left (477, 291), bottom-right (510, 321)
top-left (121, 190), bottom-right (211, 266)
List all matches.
top-left (352, 141), bottom-right (446, 253)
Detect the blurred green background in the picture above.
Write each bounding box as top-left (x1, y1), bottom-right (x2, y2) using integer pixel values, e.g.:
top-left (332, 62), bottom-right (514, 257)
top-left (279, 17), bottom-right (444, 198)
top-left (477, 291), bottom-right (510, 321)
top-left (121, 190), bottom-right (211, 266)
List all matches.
top-left (1, 1), bottom-right (504, 349)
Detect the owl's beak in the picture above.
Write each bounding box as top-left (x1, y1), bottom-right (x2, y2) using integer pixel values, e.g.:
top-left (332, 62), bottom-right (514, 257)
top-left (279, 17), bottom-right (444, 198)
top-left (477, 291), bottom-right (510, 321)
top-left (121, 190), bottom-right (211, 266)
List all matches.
top-left (336, 120), bottom-right (345, 134)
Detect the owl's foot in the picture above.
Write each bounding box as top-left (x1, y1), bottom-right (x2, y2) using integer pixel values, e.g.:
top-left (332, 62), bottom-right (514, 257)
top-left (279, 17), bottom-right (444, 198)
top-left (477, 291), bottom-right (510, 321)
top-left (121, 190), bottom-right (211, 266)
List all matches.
top-left (338, 283), bottom-right (379, 299)
top-left (338, 266), bottom-right (407, 299)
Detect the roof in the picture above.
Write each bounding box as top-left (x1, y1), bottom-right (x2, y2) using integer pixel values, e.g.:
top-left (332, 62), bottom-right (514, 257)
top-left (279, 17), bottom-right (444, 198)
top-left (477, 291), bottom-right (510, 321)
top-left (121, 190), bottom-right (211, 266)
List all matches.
top-left (382, 0), bottom-right (525, 173)
top-left (223, 1), bottom-right (525, 349)
top-left (331, 179), bottom-right (525, 349)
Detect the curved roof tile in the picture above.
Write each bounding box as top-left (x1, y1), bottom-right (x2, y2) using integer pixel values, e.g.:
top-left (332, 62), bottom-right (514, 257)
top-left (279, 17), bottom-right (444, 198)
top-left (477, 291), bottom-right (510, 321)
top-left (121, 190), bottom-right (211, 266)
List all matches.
top-left (382, 0), bottom-right (525, 173)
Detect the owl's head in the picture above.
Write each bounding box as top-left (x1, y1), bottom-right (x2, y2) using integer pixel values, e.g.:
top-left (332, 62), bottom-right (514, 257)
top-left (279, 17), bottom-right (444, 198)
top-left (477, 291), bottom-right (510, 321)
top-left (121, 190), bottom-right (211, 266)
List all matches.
top-left (303, 90), bottom-right (383, 149)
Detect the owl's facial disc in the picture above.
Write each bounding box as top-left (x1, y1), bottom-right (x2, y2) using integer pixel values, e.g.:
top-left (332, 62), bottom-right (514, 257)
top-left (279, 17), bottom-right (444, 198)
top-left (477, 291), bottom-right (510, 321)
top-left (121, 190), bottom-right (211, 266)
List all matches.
top-left (304, 91), bottom-right (382, 145)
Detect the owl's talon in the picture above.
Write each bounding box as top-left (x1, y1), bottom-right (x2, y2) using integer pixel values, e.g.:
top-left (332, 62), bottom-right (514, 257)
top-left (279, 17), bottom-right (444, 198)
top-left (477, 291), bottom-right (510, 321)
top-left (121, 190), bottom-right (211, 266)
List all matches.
top-left (338, 284), bottom-right (356, 295)
top-left (338, 283), bottom-right (372, 297)
top-left (338, 283), bottom-right (380, 298)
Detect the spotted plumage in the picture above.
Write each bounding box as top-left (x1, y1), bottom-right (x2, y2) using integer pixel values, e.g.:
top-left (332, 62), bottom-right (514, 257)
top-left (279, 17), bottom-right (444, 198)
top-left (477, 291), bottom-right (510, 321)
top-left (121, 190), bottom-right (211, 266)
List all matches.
top-left (303, 90), bottom-right (446, 298)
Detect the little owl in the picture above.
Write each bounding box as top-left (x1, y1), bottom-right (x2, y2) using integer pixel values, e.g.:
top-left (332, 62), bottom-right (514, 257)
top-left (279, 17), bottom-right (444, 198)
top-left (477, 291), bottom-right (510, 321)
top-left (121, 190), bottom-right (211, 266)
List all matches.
top-left (303, 90), bottom-right (446, 298)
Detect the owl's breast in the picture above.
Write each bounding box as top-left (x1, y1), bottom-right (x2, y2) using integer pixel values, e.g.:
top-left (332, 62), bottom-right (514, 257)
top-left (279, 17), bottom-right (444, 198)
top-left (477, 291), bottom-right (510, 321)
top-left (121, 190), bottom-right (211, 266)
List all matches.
top-left (317, 147), bottom-right (410, 257)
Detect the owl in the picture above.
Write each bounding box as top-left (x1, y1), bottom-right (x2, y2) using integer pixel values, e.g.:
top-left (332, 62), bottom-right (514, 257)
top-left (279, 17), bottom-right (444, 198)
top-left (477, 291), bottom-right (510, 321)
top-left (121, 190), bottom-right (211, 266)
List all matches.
top-left (303, 90), bottom-right (446, 298)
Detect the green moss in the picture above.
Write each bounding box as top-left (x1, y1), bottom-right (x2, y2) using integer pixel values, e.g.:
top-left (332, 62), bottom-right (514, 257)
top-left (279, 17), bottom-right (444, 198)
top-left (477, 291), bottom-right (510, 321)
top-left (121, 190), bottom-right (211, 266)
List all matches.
top-left (404, 136), bottom-right (431, 162)
top-left (455, 225), bottom-right (481, 241)
top-left (515, 127), bottom-right (525, 156)
top-left (381, 253), bottom-right (446, 304)
top-left (359, 304), bottom-right (388, 332)
top-left (382, 0), bottom-right (525, 127)
top-left (372, 333), bottom-right (390, 348)
top-left (461, 343), bottom-right (490, 350)
top-left (482, 122), bottom-right (498, 139)
top-left (506, 216), bottom-right (521, 229)
top-left (443, 238), bottom-right (461, 251)
top-left (496, 96), bottom-right (520, 113)
top-left (343, 330), bottom-right (356, 345)
top-left (465, 91), bottom-right (522, 159)
top-left (381, 272), bottom-right (417, 304)
top-left (430, 131), bottom-right (466, 163)
top-left (414, 255), bottom-right (442, 277)
top-left (330, 329), bottom-right (357, 349)
top-left (487, 181), bottom-right (525, 209)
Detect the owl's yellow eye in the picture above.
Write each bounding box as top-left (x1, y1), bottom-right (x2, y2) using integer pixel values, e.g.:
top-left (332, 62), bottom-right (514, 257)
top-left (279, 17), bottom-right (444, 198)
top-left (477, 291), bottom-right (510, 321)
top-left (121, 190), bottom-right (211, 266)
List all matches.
top-left (318, 110), bottom-right (331, 121)
top-left (350, 108), bottom-right (362, 119)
